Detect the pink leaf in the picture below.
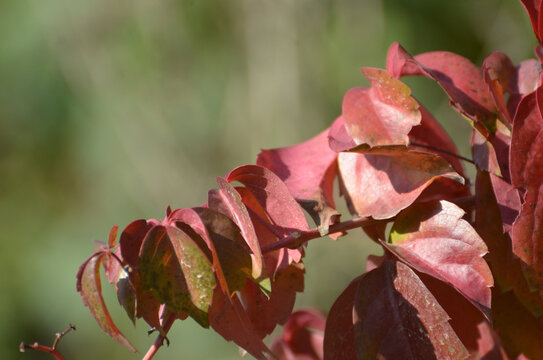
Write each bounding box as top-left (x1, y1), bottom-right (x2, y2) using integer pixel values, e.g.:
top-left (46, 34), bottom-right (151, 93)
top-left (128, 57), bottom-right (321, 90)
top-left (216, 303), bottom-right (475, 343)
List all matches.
top-left (341, 68), bottom-right (421, 147)
top-left (338, 150), bottom-right (463, 219)
top-left (386, 42), bottom-right (497, 133)
top-left (76, 252), bottom-right (137, 352)
top-left (257, 131), bottom-right (339, 235)
top-left (387, 200), bottom-right (493, 315)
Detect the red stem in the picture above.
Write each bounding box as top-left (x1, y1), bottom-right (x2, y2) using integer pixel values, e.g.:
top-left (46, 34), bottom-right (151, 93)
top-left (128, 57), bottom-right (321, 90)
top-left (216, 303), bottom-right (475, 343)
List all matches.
top-left (142, 314), bottom-right (176, 360)
top-left (261, 216), bottom-right (380, 254)
top-left (19, 324), bottom-right (75, 360)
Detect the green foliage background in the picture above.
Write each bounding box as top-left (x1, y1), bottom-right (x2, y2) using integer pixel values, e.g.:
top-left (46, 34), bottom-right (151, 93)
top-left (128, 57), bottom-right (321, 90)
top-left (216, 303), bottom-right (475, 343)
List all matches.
top-left (0, 0), bottom-right (533, 359)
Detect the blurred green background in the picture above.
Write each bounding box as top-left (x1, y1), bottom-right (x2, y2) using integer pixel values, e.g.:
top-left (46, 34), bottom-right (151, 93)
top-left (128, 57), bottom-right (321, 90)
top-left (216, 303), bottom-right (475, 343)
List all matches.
top-left (0, 0), bottom-right (535, 359)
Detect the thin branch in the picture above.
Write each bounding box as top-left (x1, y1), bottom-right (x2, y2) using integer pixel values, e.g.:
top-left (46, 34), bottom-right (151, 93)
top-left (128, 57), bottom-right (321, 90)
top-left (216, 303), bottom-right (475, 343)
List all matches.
top-left (410, 142), bottom-right (475, 164)
top-left (142, 314), bottom-right (176, 360)
top-left (261, 216), bottom-right (380, 254)
top-left (19, 324), bottom-right (76, 360)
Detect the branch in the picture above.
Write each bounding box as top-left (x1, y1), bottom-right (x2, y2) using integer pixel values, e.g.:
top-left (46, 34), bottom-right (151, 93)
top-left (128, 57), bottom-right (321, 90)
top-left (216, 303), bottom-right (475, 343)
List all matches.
top-left (142, 314), bottom-right (176, 360)
top-left (19, 324), bottom-right (76, 360)
top-left (261, 216), bottom-right (380, 254)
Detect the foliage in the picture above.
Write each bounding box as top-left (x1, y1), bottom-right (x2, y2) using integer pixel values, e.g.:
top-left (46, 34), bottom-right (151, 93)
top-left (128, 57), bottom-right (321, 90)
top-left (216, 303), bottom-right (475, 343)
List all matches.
top-left (73, 0), bottom-right (543, 359)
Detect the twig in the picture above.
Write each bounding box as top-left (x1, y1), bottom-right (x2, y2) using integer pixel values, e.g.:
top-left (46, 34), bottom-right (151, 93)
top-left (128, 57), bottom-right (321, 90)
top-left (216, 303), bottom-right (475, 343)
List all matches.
top-left (261, 216), bottom-right (380, 254)
top-left (19, 324), bottom-right (76, 360)
top-left (142, 314), bottom-right (176, 360)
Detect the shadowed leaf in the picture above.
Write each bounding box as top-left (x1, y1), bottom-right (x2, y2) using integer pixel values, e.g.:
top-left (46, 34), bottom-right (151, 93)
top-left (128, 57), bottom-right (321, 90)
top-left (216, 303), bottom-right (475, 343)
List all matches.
top-left (352, 260), bottom-right (468, 360)
top-left (76, 252), bottom-right (137, 352)
top-left (138, 225), bottom-right (215, 327)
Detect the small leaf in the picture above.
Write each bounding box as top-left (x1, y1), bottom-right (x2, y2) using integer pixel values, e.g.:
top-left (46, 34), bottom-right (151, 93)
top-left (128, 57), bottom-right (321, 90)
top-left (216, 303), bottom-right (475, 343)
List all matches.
top-left (352, 259), bottom-right (468, 360)
top-left (76, 253), bottom-right (137, 352)
top-left (342, 68), bottom-right (421, 147)
top-left (388, 200), bottom-right (493, 315)
top-left (116, 268), bottom-right (137, 325)
top-left (519, 0), bottom-right (543, 43)
top-left (338, 150), bottom-right (462, 219)
top-left (138, 225), bottom-right (215, 327)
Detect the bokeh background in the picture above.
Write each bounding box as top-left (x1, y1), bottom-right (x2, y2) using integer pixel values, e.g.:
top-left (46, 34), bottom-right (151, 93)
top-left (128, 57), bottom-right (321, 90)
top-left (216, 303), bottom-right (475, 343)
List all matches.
top-left (0, 0), bottom-right (535, 359)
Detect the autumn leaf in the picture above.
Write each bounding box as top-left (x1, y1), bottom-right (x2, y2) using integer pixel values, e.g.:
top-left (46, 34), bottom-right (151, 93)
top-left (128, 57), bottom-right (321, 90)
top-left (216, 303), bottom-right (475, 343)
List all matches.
top-left (341, 67), bottom-right (421, 148)
top-left (271, 309), bottom-right (326, 360)
top-left (138, 225), bottom-right (216, 327)
top-left (387, 200), bottom-right (493, 315)
top-left (257, 128), bottom-right (339, 235)
top-left (76, 252), bottom-right (137, 352)
top-left (338, 149), bottom-right (462, 219)
top-left (352, 259), bottom-right (468, 360)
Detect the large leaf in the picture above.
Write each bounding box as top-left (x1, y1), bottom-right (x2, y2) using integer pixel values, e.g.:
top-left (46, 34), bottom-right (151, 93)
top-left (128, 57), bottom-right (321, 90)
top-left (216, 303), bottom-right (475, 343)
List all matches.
top-left (208, 176), bottom-right (267, 281)
top-left (257, 128), bottom-right (339, 235)
top-left (76, 252), bottom-right (137, 352)
top-left (271, 309), bottom-right (326, 360)
top-left (341, 67), bottom-right (421, 148)
top-left (388, 200), bottom-right (493, 315)
top-left (138, 225), bottom-right (215, 327)
top-left (386, 42), bottom-right (497, 133)
top-left (510, 89), bottom-right (543, 292)
top-left (352, 259), bottom-right (468, 360)
top-left (323, 277), bottom-right (359, 360)
top-left (338, 150), bottom-right (462, 219)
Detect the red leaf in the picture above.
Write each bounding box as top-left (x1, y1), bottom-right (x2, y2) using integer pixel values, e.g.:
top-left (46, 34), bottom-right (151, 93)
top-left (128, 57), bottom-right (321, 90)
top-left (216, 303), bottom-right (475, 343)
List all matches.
top-left (338, 150), bottom-right (463, 219)
top-left (257, 129), bottom-right (339, 235)
top-left (76, 252), bottom-right (137, 352)
top-left (492, 287), bottom-right (543, 359)
top-left (138, 225), bottom-right (216, 327)
top-left (475, 321), bottom-right (509, 360)
top-left (208, 176), bottom-right (267, 281)
top-left (271, 309), bottom-right (326, 360)
top-left (341, 68), bottom-right (421, 147)
top-left (323, 277), bottom-right (360, 360)
top-left (208, 287), bottom-right (271, 359)
top-left (386, 42), bottom-right (497, 133)
top-left (226, 165), bottom-right (309, 265)
top-left (241, 262), bottom-right (305, 338)
top-left (520, 0), bottom-right (543, 43)
top-left (475, 171), bottom-right (543, 316)
top-left (388, 200), bottom-right (493, 315)
top-left (510, 88), bottom-right (543, 291)
top-left (352, 259), bottom-right (468, 360)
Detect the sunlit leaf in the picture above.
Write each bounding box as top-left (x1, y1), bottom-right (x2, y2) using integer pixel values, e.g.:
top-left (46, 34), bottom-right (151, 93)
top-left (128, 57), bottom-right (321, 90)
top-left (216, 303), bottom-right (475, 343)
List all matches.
top-left (338, 150), bottom-right (462, 219)
top-left (341, 67), bottom-right (421, 148)
top-left (257, 128), bottom-right (340, 235)
top-left (76, 252), bottom-right (137, 352)
top-left (388, 200), bottom-right (493, 315)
